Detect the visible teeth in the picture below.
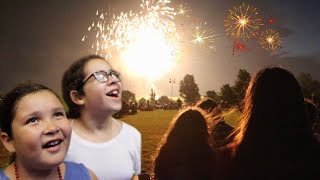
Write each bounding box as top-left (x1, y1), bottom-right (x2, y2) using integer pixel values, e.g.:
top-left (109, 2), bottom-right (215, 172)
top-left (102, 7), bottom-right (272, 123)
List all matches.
top-left (108, 90), bottom-right (118, 96)
top-left (47, 141), bottom-right (59, 146)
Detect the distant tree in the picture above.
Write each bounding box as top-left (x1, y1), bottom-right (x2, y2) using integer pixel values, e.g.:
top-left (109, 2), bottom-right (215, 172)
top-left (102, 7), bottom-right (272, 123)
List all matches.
top-left (233, 69), bottom-right (251, 104)
top-left (220, 84), bottom-right (237, 107)
top-left (138, 98), bottom-right (147, 110)
top-left (179, 74), bottom-right (201, 105)
top-left (149, 88), bottom-right (156, 107)
top-left (158, 96), bottom-right (171, 107)
top-left (122, 90), bottom-right (136, 104)
top-left (206, 90), bottom-right (221, 102)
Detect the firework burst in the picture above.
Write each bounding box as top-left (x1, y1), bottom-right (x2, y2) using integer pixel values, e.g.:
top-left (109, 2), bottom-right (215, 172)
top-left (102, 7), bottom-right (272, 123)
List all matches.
top-left (84, 0), bottom-right (179, 57)
top-left (83, 0), bottom-right (182, 80)
top-left (176, 3), bottom-right (191, 17)
top-left (259, 28), bottom-right (281, 52)
top-left (191, 22), bottom-right (218, 53)
top-left (225, 3), bottom-right (263, 40)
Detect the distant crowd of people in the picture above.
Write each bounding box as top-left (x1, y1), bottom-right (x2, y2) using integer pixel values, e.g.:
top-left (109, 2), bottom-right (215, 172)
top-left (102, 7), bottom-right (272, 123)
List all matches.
top-left (0, 54), bottom-right (319, 179)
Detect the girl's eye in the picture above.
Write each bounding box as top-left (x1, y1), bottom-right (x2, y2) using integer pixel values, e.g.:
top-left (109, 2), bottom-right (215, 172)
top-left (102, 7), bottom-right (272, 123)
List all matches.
top-left (27, 117), bottom-right (39, 124)
top-left (54, 111), bottom-right (65, 118)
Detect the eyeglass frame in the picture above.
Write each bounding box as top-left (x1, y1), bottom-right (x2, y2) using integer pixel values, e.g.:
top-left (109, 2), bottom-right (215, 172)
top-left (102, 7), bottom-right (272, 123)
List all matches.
top-left (77, 70), bottom-right (120, 90)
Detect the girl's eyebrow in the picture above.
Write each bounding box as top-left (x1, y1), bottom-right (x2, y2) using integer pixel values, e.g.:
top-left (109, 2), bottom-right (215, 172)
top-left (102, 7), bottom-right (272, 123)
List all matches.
top-left (52, 106), bottom-right (65, 112)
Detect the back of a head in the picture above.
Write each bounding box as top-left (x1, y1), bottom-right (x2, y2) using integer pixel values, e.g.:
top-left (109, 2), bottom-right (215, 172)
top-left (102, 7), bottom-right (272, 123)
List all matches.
top-left (154, 107), bottom-right (214, 180)
top-left (196, 98), bottom-right (222, 120)
top-left (166, 108), bottom-right (209, 148)
top-left (242, 67), bottom-right (308, 141)
top-left (231, 67), bottom-right (318, 178)
top-left (196, 98), bottom-right (219, 113)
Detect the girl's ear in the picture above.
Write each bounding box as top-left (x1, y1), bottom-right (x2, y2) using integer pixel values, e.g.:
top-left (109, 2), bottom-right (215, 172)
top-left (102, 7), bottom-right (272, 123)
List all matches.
top-left (1, 132), bottom-right (15, 153)
top-left (70, 90), bottom-right (85, 105)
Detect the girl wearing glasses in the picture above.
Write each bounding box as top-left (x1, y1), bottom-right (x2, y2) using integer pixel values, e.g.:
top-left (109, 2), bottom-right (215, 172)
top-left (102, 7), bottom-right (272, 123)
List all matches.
top-left (62, 55), bottom-right (141, 180)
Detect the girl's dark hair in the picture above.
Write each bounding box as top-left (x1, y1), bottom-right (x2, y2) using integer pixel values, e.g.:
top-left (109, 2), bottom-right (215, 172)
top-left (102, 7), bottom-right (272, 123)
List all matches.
top-left (61, 55), bottom-right (106, 118)
top-left (196, 97), bottom-right (220, 114)
top-left (230, 66), bottom-right (319, 178)
top-left (153, 107), bottom-right (215, 179)
top-left (233, 66), bottom-right (309, 149)
top-left (0, 82), bottom-right (59, 138)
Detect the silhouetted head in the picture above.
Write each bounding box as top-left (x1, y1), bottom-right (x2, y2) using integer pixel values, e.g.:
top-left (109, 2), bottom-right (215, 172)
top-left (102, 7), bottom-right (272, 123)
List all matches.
top-left (153, 107), bottom-right (214, 179)
top-left (196, 98), bottom-right (222, 115)
top-left (164, 107), bottom-right (210, 148)
top-left (235, 66), bottom-right (309, 148)
top-left (231, 66), bottom-right (320, 180)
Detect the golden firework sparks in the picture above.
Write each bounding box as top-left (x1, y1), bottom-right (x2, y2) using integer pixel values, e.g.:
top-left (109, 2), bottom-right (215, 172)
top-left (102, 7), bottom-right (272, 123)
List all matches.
top-left (191, 22), bottom-right (218, 53)
top-left (83, 0), bottom-right (180, 80)
top-left (259, 28), bottom-right (281, 52)
top-left (224, 3), bottom-right (263, 40)
top-left (176, 3), bottom-right (191, 17)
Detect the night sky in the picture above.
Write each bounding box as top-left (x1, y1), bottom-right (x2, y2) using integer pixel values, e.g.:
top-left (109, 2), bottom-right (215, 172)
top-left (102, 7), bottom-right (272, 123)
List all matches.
top-left (1, 0), bottom-right (320, 98)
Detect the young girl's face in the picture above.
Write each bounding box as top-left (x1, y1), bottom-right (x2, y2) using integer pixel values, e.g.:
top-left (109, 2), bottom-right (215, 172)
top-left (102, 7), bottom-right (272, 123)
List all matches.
top-left (11, 90), bottom-right (71, 168)
top-left (81, 58), bottom-right (122, 114)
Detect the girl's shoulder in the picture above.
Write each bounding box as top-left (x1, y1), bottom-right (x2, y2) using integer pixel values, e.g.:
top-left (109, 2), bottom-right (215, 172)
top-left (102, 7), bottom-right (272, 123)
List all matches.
top-left (64, 161), bottom-right (91, 180)
top-left (0, 169), bottom-right (10, 180)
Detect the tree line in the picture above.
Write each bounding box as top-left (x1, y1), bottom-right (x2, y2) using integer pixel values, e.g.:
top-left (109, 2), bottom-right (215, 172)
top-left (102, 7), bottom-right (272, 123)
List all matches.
top-left (118, 69), bottom-right (320, 114)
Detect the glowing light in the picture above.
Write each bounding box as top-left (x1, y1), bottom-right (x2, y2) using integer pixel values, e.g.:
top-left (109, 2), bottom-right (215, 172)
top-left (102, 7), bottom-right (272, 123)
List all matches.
top-left (83, 0), bottom-right (180, 80)
top-left (239, 19), bottom-right (247, 26)
top-left (259, 28), bottom-right (281, 52)
top-left (225, 3), bottom-right (263, 40)
top-left (121, 25), bottom-right (176, 80)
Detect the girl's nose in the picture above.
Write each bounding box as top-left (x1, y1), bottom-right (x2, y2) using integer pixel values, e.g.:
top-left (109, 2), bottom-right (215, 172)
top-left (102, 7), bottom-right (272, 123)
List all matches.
top-left (43, 121), bottom-right (60, 135)
top-left (107, 74), bottom-right (120, 85)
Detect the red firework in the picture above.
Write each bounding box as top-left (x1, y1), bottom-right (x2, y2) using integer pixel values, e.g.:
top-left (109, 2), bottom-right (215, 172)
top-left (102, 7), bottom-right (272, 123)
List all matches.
top-left (267, 17), bottom-right (276, 24)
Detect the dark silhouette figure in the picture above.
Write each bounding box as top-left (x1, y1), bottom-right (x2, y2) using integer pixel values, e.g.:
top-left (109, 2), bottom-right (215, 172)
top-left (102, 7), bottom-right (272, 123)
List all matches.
top-left (196, 98), bottom-right (235, 149)
top-left (305, 98), bottom-right (318, 130)
top-left (227, 67), bottom-right (320, 179)
top-left (153, 107), bottom-right (216, 180)
top-left (305, 98), bottom-right (320, 142)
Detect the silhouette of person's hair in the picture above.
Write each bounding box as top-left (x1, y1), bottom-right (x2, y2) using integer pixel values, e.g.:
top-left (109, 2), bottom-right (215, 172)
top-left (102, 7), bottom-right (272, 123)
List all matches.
top-left (230, 66), bottom-right (320, 179)
top-left (196, 98), bottom-right (234, 149)
top-left (305, 98), bottom-right (318, 128)
top-left (153, 107), bottom-right (215, 180)
top-left (196, 98), bottom-right (220, 114)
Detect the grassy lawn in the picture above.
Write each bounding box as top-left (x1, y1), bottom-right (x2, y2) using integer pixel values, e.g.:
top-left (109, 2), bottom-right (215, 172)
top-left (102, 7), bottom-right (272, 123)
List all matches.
top-left (122, 110), bottom-right (178, 174)
top-left (122, 109), bottom-right (241, 174)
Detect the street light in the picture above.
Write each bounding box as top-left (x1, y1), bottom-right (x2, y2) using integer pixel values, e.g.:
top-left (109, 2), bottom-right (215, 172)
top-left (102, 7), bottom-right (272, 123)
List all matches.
top-left (169, 78), bottom-right (175, 102)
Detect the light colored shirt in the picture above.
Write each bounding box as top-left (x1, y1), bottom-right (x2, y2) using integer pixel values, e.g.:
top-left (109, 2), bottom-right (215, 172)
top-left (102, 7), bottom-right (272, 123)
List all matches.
top-left (65, 121), bottom-right (141, 180)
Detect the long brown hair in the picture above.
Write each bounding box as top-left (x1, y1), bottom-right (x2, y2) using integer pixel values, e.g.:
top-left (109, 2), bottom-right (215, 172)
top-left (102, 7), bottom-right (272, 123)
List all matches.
top-left (230, 66), bottom-right (319, 178)
top-left (153, 107), bottom-right (215, 180)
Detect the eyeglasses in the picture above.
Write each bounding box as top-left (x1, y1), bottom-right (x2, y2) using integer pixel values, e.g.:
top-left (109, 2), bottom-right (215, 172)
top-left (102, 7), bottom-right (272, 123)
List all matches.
top-left (77, 70), bottom-right (120, 90)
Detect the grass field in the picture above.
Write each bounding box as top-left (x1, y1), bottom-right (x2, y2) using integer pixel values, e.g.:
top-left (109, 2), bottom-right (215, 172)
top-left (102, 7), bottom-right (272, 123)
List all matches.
top-left (122, 109), bottom-right (241, 174)
top-left (0, 109), bottom-right (241, 174)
